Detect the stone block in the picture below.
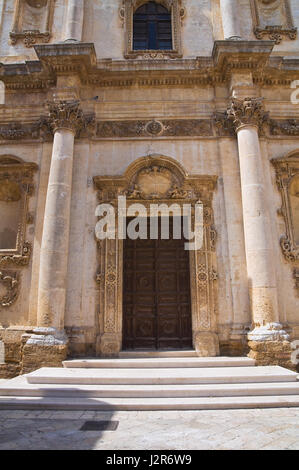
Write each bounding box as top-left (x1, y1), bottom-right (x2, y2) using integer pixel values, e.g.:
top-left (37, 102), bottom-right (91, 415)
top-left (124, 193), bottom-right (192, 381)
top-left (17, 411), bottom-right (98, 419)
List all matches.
top-left (194, 332), bottom-right (220, 357)
top-left (21, 343), bottom-right (68, 374)
top-left (248, 340), bottom-right (295, 370)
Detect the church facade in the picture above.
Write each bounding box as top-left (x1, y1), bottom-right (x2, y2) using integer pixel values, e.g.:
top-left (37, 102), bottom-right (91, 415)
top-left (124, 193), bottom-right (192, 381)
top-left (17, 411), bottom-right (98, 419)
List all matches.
top-left (0, 0), bottom-right (298, 378)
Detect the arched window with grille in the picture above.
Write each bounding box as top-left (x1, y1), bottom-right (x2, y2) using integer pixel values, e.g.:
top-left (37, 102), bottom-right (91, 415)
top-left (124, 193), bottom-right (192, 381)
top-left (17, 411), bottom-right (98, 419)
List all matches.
top-left (133, 2), bottom-right (172, 51)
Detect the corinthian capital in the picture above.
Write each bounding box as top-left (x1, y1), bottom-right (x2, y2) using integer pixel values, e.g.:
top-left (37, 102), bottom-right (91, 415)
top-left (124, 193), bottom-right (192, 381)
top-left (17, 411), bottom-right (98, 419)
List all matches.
top-left (227, 97), bottom-right (269, 132)
top-left (46, 100), bottom-right (92, 135)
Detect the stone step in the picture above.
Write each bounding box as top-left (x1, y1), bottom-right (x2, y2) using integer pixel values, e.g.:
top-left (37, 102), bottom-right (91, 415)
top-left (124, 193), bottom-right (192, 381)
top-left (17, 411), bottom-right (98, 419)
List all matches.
top-left (25, 366), bottom-right (297, 386)
top-left (1, 394), bottom-right (299, 410)
top-left (119, 350), bottom-right (198, 358)
top-left (63, 356), bottom-right (256, 369)
top-left (1, 376), bottom-right (299, 398)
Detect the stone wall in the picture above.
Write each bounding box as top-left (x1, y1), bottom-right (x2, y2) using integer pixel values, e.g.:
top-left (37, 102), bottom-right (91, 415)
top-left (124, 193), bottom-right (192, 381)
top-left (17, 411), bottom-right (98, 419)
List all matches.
top-left (0, 1), bottom-right (298, 60)
top-left (0, 2), bottom-right (298, 375)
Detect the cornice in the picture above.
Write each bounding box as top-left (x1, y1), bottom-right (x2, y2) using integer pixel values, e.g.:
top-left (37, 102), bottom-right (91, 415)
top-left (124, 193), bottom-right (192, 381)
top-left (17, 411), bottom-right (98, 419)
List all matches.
top-left (1, 41), bottom-right (299, 90)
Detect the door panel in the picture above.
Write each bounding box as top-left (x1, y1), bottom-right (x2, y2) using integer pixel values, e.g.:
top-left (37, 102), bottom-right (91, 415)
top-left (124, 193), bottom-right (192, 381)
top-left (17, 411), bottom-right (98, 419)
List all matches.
top-left (123, 217), bottom-right (192, 350)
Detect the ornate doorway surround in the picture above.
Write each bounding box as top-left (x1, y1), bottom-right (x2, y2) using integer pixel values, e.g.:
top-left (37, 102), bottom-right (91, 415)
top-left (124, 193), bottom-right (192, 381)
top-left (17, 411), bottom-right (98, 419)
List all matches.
top-left (93, 155), bottom-right (219, 357)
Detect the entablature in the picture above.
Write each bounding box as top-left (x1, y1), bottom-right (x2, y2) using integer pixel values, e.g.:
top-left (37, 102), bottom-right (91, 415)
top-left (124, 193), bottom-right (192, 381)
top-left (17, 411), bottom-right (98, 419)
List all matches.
top-left (1, 41), bottom-right (299, 91)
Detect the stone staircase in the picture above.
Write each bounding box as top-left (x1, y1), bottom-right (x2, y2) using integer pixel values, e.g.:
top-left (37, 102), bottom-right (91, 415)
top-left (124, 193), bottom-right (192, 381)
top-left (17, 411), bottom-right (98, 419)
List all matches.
top-left (0, 351), bottom-right (299, 410)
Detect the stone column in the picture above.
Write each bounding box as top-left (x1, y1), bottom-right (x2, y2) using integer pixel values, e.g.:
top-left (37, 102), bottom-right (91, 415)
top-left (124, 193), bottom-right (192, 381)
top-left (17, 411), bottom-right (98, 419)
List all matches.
top-left (64, 0), bottom-right (84, 42)
top-left (227, 97), bottom-right (292, 367)
top-left (220, 0), bottom-right (241, 40)
top-left (23, 101), bottom-right (86, 373)
top-left (217, 137), bottom-right (251, 354)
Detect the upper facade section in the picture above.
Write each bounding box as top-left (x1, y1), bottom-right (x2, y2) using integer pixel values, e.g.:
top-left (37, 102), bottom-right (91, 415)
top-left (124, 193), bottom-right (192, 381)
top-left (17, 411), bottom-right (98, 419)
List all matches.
top-left (0, 0), bottom-right (298, 62)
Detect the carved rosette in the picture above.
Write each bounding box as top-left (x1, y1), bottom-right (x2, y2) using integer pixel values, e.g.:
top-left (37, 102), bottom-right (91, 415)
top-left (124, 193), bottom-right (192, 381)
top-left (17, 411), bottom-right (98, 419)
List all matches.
top-left (227, 97), bottom-right (269, 133)
top-left (0, 271), bottom-right (20, 308)
top-left (94, 155), bottom-right (219, 356)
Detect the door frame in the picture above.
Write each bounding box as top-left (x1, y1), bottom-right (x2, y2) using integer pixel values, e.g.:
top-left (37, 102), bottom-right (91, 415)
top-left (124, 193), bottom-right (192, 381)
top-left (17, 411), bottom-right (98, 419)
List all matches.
top-left (94, 155), bottom-right (220, 356)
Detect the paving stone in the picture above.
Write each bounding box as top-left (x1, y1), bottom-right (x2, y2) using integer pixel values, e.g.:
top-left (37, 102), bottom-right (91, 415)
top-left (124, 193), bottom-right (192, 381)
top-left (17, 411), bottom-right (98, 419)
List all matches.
top-left (0, 408), bottom-right (298, 450)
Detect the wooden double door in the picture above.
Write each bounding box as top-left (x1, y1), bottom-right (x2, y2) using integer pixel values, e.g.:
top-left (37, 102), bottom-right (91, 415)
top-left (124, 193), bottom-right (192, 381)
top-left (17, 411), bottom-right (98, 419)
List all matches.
top-left (123, 218), bottom-right (193, 350)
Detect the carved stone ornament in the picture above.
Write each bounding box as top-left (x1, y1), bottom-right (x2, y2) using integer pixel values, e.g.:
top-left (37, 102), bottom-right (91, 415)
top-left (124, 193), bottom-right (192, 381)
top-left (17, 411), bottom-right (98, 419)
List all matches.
top-left (0, 107), bottom-right (95, 142)
top-left (0, 271), bottom-right (20, 307)
top-left (0, 122), bottom-right (46, 141)
top-left (226, 97), bottom-right (269, 133)
top-left (213, 113), bottom-right (235, 137)
top-left (46, 100), bottom-right (95, 137)
top-left (120, 0), bottom-right (185, 59)
top-left (272, 152), bottom-right (299, 262)
top-left (96, 119), bottom-right (213, 138)
top-left (250, 0), bottom-right (297, 44)
top-left (269, 119), bottom-right (299, 136)
top-left (10, 0), bottom-right (56, 47)
top-left (294, 268), bottom-right (299, 292)
top-left (0, 155), bottom-right (38, 268)
top-left (94, 155), bottom-right (219, 356)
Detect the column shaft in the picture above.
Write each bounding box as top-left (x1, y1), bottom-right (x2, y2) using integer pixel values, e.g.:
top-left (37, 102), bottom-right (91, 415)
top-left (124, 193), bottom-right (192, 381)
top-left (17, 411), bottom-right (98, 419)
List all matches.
top-left (237, 124), bottom-right (279, 325)
top-left (220, 0), bottom-right (241, 39)
top-left (64, 0), bottom-right (84, 42)
top-left (37, 129), bottom-right (75, 329)
top-left (218, 138), bottom-right (251, 349)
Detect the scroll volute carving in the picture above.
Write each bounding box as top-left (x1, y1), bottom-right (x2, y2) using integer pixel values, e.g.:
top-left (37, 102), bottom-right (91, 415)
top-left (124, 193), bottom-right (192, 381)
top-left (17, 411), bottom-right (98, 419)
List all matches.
top-left (10, 0), bottom-right (56, 47)
top-left (272, 154), bottom-right (299, 263)
top-left (0, 271), bottom-right (20, 308)
top-left (0, 155), bottom-right (38, 267)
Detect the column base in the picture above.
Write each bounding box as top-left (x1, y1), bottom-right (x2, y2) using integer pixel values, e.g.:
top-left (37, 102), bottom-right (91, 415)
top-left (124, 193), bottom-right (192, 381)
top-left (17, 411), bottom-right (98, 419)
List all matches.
top-left (193, 332), bottom-right (220, 357)
top-left (226, 36), bottom-right (242, 40)
top-left (247, 323), bottom-right (294, 370)
top-left (21, 328), bottom-right (68, 374)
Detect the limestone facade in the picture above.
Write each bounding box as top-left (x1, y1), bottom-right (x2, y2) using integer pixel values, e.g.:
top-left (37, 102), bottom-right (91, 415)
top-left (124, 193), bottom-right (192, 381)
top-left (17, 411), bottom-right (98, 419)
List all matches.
top-left (0, 0), bottom-right (299, 377)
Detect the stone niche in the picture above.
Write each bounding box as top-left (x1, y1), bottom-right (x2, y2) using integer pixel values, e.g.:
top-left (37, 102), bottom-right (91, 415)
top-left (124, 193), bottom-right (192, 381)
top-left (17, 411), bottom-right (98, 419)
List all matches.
top-left (250, 0), bottom-right (297, 43)
top-left (10, 0), bottom-right (56, 47)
